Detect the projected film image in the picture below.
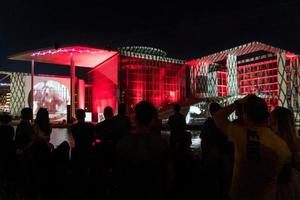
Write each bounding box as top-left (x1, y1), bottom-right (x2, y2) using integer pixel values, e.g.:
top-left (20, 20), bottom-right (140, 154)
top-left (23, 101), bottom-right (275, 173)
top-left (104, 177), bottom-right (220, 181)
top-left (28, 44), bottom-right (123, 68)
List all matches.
top-left (31, 79), bottom-right (70, 121)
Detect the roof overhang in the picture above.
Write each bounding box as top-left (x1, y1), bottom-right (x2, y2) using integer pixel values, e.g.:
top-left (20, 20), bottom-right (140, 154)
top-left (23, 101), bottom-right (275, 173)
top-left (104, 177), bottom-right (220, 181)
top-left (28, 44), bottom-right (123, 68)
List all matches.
top-left (187, 41), bottom-right (298, 65)
top-left (9, 46), bottom-right (118, 68)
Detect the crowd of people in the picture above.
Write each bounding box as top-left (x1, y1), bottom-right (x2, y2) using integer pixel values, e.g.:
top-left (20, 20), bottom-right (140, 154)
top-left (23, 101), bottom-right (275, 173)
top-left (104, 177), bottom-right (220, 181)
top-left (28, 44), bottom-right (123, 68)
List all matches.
top-left (0, 95), bottom-right (299, 200)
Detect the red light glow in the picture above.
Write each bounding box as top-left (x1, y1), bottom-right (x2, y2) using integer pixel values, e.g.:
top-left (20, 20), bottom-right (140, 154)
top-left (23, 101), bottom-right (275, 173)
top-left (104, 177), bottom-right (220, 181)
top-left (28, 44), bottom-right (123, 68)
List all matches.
top-left (120, 57), bottom-right (186, 109)
top-left (89, 54), bottom-right (119, 115)
top-left (95, 139), bottom-right (101, 143)
top-left (237, 60), bottom-right (279, 109)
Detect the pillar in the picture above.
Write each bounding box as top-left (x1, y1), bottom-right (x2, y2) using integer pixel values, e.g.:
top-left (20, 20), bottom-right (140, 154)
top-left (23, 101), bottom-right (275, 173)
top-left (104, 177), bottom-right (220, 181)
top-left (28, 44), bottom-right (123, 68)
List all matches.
top-left (277, 51), bottom-right (288, 107)
top-left (226, 54), bottom-right (238, 97)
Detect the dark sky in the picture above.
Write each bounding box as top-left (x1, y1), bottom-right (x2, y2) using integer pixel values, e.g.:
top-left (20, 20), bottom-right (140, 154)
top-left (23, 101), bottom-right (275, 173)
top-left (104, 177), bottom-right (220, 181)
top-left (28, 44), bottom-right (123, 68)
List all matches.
top-left (1, 0), bottom-right (300, 75)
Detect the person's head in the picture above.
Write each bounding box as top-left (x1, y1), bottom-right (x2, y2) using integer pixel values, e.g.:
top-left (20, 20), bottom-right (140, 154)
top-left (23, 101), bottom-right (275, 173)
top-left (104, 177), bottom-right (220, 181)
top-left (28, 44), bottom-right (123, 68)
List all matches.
top-left (173, 104), bottom-right (181, 113)
top-left (35, 108), bottom-right (50, 125)
top-left (269, 106), bottom-right (298, 152)
top-left (243, 95), bottom-right (269, 126)
top-left (0, 113), bottom-right (12, 125)
top-left (118, 103), bottom-right (127, 115)
top-left (35, 108), bottom-right (51, 135)
top-left (104, 106), bottom-right (113, 120)
top-left (21, 107), bottom-right (33, 121)
top-left (209, 102), bottom-right (221, 116)
top-left (76, 109), bottom-right (85, 122)
top-left (235, 100), bottom-right (244, 119)
top-left (135, 101), bottom-right (156, 127)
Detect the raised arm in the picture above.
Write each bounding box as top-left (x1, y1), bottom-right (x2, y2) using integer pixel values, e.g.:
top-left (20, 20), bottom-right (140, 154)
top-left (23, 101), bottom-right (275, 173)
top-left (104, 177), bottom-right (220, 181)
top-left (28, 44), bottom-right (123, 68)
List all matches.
top-left (213, 95), bottom-right (253, 134)
top-left (213, 103), bottom-right (235, 134)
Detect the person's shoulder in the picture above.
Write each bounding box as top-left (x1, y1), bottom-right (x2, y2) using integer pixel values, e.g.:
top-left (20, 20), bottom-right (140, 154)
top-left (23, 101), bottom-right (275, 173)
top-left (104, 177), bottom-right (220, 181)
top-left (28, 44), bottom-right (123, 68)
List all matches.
top-left (168, 114), bottom-right (175, 119)
top-left (267, 129), bottom-right (291, 153)
top-left (71, 122), bottom-right (79, 130)
top-left (18, 120), bottom-right (31, 128)
top-left (227, 122), bottom-right (244, 131)
top-left (95, 121), bottom-right (103, 128)
top-left (112, 115), bottom-right (119, 121)
top-left (201, 117), bottom-right (216, 129)
top-left (85, 122), bottom-right (95, 127)
top-left (116, 134), bottom-right (132, 149)
top-left (222, 122), bottom-right (245, 141)
top-left (179, 113), bottom-right (185, 117)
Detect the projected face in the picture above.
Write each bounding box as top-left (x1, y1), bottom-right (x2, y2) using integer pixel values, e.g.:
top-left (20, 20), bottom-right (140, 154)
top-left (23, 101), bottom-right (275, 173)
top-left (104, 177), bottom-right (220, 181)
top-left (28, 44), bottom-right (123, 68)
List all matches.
top-left (33, 80), bottom-right (70, 121)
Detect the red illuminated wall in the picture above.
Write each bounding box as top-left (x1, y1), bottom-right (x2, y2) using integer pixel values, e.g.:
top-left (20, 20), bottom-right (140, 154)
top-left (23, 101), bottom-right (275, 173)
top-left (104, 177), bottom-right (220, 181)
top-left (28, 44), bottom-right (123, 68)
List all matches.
top-left (86, 54), bottom-right (119, 117)
top-left (217, 71), bottom-right (227, 96)
top-left (120, 57), bottom-right (186, 111)
top-left (237, 60), bottom-right (279, 110)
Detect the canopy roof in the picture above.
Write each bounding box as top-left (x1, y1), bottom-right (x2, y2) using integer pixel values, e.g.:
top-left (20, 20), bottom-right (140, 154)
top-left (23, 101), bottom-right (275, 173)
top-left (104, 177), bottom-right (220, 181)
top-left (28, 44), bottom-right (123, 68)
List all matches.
top-left (9, 46), bottom-right (118, 68)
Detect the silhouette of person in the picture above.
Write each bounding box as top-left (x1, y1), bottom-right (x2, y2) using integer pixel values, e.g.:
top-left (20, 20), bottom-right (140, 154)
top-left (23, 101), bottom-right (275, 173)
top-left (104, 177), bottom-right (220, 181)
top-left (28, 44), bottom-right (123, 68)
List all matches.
top-left (95, 106), bottom-right (117, 199)
top-left (15, 108), bottom-right (34, 154)
top-left (214, 95), bottom-right (291, 200)
top-left (116, 101), bottom-right (171, 200)
top-left (31, 108), bottom-right (53, 199)
top-left (15, 107), bottom-right (35, 199)
top-left (95, 106), bottom-right (117, 170)
top-left (200, 102), bottom-right (234, 199)
top-left (51, 141), bottom-right (70, 199)
top-left (71, 109), bottom-right (95, 173)
top-left (0, 113), bottom-right (15, 195)
top-left (269, 106), bottom-right (300, 199)
top-left (168, 104), bottom-right (186, 152)
top-left (112, 103), bottom-right (131, 141)
top-left (150, 109), bottom-right (163, 136)
top-left (70, 109), bottom-right (95, 199)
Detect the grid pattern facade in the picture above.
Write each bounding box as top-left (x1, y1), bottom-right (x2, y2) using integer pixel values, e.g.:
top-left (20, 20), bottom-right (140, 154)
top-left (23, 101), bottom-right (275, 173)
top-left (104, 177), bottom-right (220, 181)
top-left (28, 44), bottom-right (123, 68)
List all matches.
top-left (120, 57), bottom-right (186, 110)
top-left (217, 71), bottom-right (227, 96)
top-left (227, 54), bottom-right (238, 96)
top-left (277, 52), bottom-right (288, 107)
top-left (237, 60), bottom-right (279, 110)
top-left (290, 57), bottom-right (300, 122)
top-left (189, 52), bottom-right (300, 121)
top-left (10, 72), bottom-right (26, 117)
top-left (190, 62), bottom-right (209, 97)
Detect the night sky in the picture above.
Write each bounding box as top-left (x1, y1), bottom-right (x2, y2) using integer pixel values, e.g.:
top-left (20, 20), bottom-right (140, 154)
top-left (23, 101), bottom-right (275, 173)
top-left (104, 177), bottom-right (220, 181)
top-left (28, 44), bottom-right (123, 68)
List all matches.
top-left (1, 0), bottom-right (300, 75)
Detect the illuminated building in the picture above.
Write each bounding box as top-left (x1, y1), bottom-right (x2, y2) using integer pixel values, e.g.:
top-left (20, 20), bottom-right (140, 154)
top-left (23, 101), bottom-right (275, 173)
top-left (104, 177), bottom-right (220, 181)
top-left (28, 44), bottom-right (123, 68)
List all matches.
top-left (187, 41), bottom-right (300, 122)
top-left (6, 41), bottom-right (300, 123)
top-left (83, 46), bottom-right (186, 121)
top-left (8, 46), bottom-right (186, 121)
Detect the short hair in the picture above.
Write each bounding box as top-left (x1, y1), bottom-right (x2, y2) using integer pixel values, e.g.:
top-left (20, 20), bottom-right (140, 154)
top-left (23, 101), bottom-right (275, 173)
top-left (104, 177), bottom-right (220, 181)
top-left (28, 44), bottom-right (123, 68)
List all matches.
top-left (118, 103), bottom-right (126, 115)
top-left (209, 102), bottom-right (221, 115)
top-left (135, 101), bottom-right (156, 126)
top-left (104, 106), bottom-right (113, 119)
top-left (173, 104), bottom-right (181, 112)
top-left (0, 113), bottom-right (12, 124)
top-left (243, 95), bottom-right (269, 123)
top-left (21, 107), bottom-right (33, 120)
top-left (35, 108), bottom-right (50, 125)
top-left (76, 109), bottom-right (85, 120)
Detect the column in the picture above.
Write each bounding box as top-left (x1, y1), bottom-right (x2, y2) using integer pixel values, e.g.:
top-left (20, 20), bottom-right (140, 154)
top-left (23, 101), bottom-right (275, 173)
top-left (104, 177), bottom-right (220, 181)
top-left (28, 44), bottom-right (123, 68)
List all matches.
top-left (70, 53), bottom-right (76, 119)
top-left (78, 79), bottom-right (85, 109)
top-left (31, 60), bottom-right (34, 109)
top-left (207, 71), bottom-right (218, 97)
top-left (197, 62), bottom-right (209, 98)
top-left (277, 51), bottom-right (288, 107)
top-left (10, 72), bottom-right (25, 117)
top-left (226, 54), bottom-right (238, 97)
top-left (291, 56), bottom-right (300, 122)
